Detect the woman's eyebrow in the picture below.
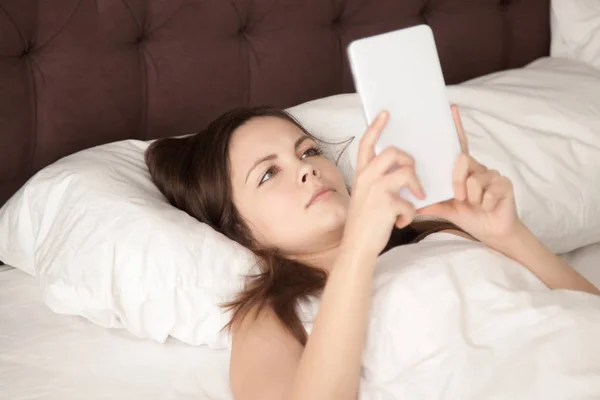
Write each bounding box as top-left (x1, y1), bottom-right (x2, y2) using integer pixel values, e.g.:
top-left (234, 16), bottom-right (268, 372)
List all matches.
top-left (245, 154), bottom-right (276, 183)
top-left (294, 135), bottom-right (311, 150)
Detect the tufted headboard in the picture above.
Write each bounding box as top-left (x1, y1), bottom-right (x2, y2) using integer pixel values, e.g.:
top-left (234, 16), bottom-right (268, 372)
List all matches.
top-left (0, 0), bottom-right (550, 206)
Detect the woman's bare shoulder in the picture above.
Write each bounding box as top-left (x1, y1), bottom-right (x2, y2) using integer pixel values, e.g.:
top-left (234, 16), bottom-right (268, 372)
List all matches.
top-left (231, 307), bottom-right (300, 350)
top-left (229, 308), bottom-right (303, 400)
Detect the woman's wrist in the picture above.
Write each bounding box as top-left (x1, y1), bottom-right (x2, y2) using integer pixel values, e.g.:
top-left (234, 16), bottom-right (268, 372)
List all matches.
top-left (338, 236), bottom-right (379, 270)
top-left (480, 221), bottom-right (534, 257)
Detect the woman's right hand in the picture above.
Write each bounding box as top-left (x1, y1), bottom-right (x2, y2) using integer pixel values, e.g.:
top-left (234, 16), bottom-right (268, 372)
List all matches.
top-left (342, 111), bottom-right (425, 258)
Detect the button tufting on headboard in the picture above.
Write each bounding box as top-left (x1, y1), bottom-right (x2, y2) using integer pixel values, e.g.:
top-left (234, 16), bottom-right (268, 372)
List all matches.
top-left (0, 0), bottom-right (551, 206)
top-left (238, 24), bottom-right (249, 36)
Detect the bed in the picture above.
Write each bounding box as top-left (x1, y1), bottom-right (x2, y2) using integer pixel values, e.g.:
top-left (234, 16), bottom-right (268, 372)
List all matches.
top-left (1, 245), bottom-right (600, 400)
top-left (1, 0), bottom-right (600, 399)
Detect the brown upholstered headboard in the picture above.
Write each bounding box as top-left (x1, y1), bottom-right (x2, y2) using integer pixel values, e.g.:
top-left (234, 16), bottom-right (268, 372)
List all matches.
top-left (0, 0), bottom-right (550, 206)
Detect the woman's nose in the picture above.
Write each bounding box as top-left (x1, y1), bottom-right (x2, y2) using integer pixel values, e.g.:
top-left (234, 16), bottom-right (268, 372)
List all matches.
top-left (300, 165), bottom-right (320, 183)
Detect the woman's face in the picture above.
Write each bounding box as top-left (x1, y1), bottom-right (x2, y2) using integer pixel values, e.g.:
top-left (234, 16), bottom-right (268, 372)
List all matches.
top-left (229, 116), bottom-right (351, 256)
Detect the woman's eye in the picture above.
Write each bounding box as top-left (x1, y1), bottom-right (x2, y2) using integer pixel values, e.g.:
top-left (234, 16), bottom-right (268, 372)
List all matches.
top-left (301, 147), bottom-right (322, 159)
top-left (259, 166), bottom-right (277, 186)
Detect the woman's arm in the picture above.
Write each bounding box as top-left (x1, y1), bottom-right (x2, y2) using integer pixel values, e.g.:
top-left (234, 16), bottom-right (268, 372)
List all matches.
top-left (487, 222), bottom-right (600, 296)
top-left (288, 247), bottom-right (377, 400)
top-left (419, 105), bottom-right (599, 297)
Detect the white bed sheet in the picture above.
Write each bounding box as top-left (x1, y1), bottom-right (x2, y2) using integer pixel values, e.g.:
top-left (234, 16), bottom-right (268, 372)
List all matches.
top-left (1, 242), bottom-right (599, 400)
top-left (0, 268), bottom-right (235, 400)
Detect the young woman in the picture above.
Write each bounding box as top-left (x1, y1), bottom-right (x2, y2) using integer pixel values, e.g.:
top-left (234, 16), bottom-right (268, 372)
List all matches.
top-left (145, 105), bottom-right (599, 400)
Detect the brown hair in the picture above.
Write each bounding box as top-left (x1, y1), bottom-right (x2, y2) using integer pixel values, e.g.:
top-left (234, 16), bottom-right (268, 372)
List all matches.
top-left (145, 106), bottom-right (461, 345)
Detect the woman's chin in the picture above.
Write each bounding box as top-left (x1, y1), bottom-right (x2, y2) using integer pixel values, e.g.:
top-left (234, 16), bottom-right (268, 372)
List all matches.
top-left (313, 205), bottom-right (347, 232)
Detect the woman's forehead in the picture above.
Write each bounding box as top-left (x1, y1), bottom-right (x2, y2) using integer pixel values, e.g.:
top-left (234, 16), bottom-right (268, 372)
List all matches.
top-left (230, 116), bottom-right (307, 153)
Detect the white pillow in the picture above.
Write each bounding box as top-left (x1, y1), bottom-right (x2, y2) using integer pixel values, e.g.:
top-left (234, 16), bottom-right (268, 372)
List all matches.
top-left (0, 140), bottom-right (254, 348)
top-left (1, 57), bottom-right (599, 348)
top-left (551, 0), bottom-right (600, 69)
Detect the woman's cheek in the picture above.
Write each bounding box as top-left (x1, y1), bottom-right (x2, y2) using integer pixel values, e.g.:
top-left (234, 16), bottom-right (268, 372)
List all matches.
top-left (269, 190), bottom-right (297, 216)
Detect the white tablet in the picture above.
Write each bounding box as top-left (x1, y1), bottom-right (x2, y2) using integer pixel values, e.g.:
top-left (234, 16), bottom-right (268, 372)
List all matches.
top-left (348, 25), bottom-right (461, 210)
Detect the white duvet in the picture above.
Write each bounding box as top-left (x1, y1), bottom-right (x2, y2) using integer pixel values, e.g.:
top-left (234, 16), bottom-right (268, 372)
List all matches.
top-left (300, 233), bottom-right (600, 399)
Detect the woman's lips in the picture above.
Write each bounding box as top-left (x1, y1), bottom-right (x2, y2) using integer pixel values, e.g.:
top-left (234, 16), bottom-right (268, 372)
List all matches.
top-left (306, 187), bottom-right (334, 208)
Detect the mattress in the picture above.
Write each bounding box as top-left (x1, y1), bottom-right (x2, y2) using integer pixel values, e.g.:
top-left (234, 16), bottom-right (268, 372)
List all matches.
top-left (1, 243), bottom-right (599, 400)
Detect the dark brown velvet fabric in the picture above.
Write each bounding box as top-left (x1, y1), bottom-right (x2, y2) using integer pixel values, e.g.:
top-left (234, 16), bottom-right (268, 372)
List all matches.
top-left (0, 0), bottom-right (550, 205)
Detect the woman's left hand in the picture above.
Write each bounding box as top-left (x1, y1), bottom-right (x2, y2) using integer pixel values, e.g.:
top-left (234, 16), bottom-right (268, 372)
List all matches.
top-left (417, 105), bottom-right (522, 243)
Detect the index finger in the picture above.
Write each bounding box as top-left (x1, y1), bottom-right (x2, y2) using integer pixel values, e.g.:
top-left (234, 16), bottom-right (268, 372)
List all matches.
top-left (451, 104), bottom-right (469, 155)
top-left (356, 111), bottom-right (389, 172)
